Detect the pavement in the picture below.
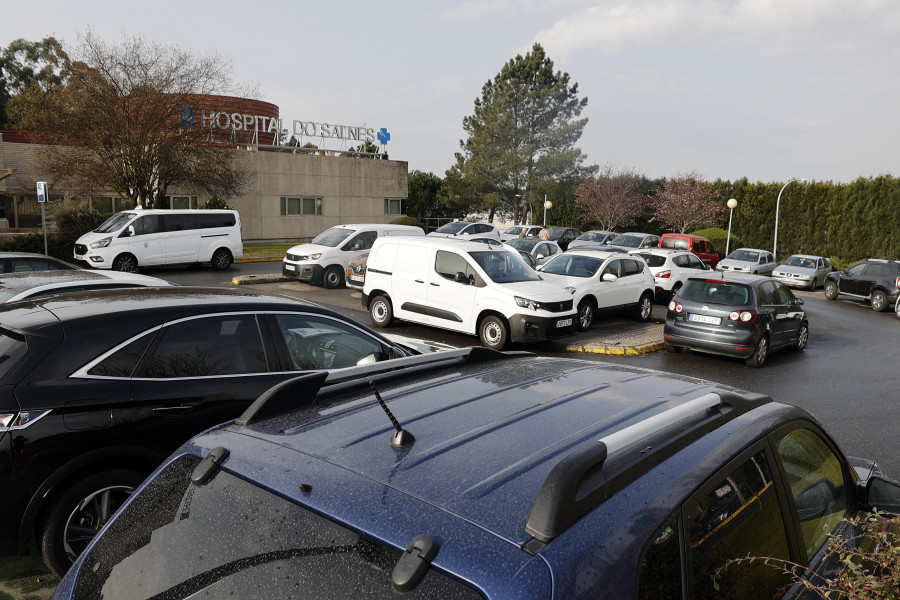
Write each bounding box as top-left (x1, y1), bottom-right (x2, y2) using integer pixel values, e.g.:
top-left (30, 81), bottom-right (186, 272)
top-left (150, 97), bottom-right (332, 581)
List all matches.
top-left (231, 264), bottom-right (668, 356)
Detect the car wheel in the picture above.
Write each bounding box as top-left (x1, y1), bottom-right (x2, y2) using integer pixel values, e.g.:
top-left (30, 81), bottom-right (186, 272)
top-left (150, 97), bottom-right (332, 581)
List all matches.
top-left (369, 295), bottom-right (393, 328)
top-left (664, 341), bottom-right (681, 353)
top-left (808, 277), bottom-right (817, 291)
top-left (479, 315), bottom-right (508, 350)
top-left (670, 282), bottom-right (683, 299)
top-left (211, 248), bottom-right (233, 270)
top-left (577, 299), bottom-right (595, 332)
top-left (794, 321), bottom-right (809, 352)
top-left (745, 335), bottom-right (769, 368)
top-left (871, 289), bottom-right (888, 312)
top-left (323, 266), bottom-right (344, 289)
top-left (634, 293), bottom-right (653, 322)
top-left (896, 298), bottom-right (900, 320)
top-left (824, 280), bottom-right (838, 300)
top-left (39, 469), bottom-right (146, 576)
top-left (112, 253), bottom-right (138, 273)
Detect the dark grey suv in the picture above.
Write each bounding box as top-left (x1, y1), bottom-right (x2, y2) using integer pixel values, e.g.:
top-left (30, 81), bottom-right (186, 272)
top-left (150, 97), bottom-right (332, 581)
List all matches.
top-left (824, 258), bottom-right (900, 311)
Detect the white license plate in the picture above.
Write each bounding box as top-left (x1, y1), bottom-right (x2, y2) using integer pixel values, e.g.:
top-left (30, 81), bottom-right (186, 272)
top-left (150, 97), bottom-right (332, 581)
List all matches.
top-left (349, 275), bottom-right (364, 282)
top-left (556, 318), bottom-right (573, 328)
top-left (689, 314), bottom-right (721, 325)
top-left (284, 264), bottom-right (296, 271)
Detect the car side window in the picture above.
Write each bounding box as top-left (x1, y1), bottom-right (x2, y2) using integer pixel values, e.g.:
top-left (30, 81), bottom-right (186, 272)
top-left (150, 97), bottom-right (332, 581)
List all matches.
top-left (624, 259), bottom-right (642, 276)
top-left (602, 259), bottom-right (622, 278)
top-left (686, 448), bottom-right (792, 599)
top-left (637, 518), bottom-right (681, 600)
top-left (88, 331), bottom-right (158, 377)
top-left (756, 282), bottom-right (777, 306)
top-left (274, 314), bottom-right (390, 370)
top-left (774, 283), bottom-right (795, 306)
top-left (687, 255), bottom-right (704, 269)
top-left (343, 231), bottom-right (376, 252)
top-left (133, 215), bottom-right (162, 236)
top-left (435, 250), bottom-right (477, 281)
top-left (773, 428), bottom-right (852, 561)
top-left (141, 315), bottom-right (267, 378)
top-left (846, 263), bottom-right (867, 276)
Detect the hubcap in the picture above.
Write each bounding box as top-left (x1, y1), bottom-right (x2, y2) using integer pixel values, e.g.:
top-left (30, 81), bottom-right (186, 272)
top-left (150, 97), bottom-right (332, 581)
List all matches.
top-left (757, 338), bottom-right (768, 362)
top-left (641, 298), bottom-right (651, 318)
top-left (373, 302), bottom-right (387, 322)
top-left (798, 326), bottom-right (808, 349)
top-left (873, 295), bottom-right (885, 310)
top-left (483, 322), bottom-right (502, 345)
top-left (64, 485), bottom-right (134, 561)
top-left (580, 305), bottom-right (592, 329)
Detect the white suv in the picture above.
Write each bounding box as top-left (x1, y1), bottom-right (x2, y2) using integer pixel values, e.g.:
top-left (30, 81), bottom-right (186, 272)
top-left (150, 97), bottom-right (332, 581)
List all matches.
top-left (630, 248), bottom-right (708, 301)
top-left (538, 248), bottom-right (656, 331)
top-left (426, 221), bottom-right (501, 240)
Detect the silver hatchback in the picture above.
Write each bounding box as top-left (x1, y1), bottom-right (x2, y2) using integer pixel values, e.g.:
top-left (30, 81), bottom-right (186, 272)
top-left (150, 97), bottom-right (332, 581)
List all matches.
top-left (772, 254), bottom-right (833, 290)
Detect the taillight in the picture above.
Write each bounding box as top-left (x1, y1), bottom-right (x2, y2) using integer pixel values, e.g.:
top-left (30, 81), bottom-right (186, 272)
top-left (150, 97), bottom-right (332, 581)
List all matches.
top-left (895, 277), bottom-right (900, 289)
top-left (657, 270), bottom-right (671, 279)
top-left (669, 300), bottom-right (684, 313)
top-left (728, 310), bottom-right (757, 322)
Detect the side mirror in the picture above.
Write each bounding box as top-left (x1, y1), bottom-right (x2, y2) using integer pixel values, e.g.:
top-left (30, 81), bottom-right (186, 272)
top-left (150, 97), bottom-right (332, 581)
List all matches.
top-left (536, 253), bottom-right (546, 260)
top-left (602, 273), bottom-right (617, 282)
top-left (122, 225), bottom-right (135, 237)
top-left (454, 272), bottom-right (469, 284)
top-left (862, 475), bottom-right (900, 514)
top-left (795, 298), bottom-right (804, 305)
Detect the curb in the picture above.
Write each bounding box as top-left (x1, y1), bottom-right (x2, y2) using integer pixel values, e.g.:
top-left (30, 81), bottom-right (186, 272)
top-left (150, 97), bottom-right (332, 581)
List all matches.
top-left (231, 273), bottom-right (291, 285)
top-left (564, 340), bottom-right (665, 356)
top-left (235, 256), bottom-right (284, 264)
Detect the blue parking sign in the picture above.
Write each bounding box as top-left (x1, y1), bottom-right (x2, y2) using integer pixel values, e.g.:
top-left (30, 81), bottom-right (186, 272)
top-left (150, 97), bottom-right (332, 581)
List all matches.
top-left (37, 181), bottom-right (48, 202)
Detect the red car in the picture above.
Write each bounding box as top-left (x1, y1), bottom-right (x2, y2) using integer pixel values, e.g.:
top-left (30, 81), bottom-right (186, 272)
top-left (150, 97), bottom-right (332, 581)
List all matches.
top-left (659, 233), bottom-right (720, 268)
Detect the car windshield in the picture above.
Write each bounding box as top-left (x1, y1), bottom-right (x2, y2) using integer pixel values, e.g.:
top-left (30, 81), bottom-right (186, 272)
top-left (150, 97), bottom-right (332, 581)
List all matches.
top-left (504, 239), bottom-right (538, 251)
top-left (434, 222), bottom-right (469, 234)
top-left (311, 227), bottom-right (354, 247)
top-left (609, 234), bottom-right (643, 248)
top-left (545, 227), bottom-right (567, 238)
top-left (727, 249), bottom-right (760, 262)
top-left (470, 251), bottom-right (540, 283)
top-left (577, 232), bottom-right (607, 242)
top-left (784, 256), bottom-right (815, 268)
top-left (93, 212), bottom-right (136, 233)
top-left (679, 279), bottom-right (751, 305)
top-left (504, 226), bottom-right (524, 235)
top-left (540, 254), bottom-right (604, 277)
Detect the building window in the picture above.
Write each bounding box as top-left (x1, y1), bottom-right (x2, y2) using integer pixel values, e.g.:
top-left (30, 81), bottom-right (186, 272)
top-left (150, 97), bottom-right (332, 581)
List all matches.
top-left (164, 195), bottom-right (199, 209)
top-left (281, 196), bottom-right (322, 216)
top-left (384, 198), bottom-right (406, 216)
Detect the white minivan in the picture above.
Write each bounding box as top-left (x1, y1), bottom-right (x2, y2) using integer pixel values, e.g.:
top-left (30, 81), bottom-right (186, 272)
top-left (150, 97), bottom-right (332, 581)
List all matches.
top-left (74, 209), bottom-right (243, 272)
top-left (282, 223), bottom-right (424, 288)
top-left (362, 237), bottom-right (578, 349)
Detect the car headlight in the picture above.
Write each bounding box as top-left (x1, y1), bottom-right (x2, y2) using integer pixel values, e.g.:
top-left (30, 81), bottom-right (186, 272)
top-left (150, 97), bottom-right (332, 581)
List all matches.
top-left (741, 265), bottom-right (752, 272)
top-left (564, 286), bottom-right (576, 295)
top-left (515, 296), bottom-right (545, 311)
top-left (310, 253), bottom-right (322, 260)
top-left (89, 237), bottom-right (112, 249)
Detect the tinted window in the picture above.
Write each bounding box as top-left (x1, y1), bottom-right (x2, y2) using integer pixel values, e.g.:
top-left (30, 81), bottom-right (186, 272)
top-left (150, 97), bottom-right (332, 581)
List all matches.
top-left (637, 518), bottom-right (681, 600)
top-left (662, 237), bottom-right (690, 250)
top-left (274, 314), bottom-right (389, 370)
top-left (141, 315), bottom-right (267, 378)
top-left (680, 280), bottom-right (751, 305)
top-left (343, 231), bottom-right (377, 252)
top-left (0, 331), bottom-right (30, 381)
top-left (640, 254), bottom-right (666, 268)
top-left (687, 449), bottom-right (791, 599)
top-left (88, 332), bottom-right (157, 377)
top-left (774, 283), bottom-right (795, 306)
top-left (756, 282), bottom-right (777, 306)
top-left (133, 214), bottom-right (162, 236)
top-left (434, 222), bottom-right (469, 235)
top-left (623, 259), bottom-right (643, 276)
top-left (686, 255), bottom-right (705, 269)
top-left (74, 457), bottom-right (482, 600)
top-left (602, 259), bottom-right (623, 278)
top-left (846, 262), bottom-right (867, 276)
top-left (866, 263), bottom-right (890, 277)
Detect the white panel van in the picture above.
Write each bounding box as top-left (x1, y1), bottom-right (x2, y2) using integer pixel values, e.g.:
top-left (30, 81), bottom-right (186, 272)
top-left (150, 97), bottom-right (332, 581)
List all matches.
top-left (282, 224), bottom-right (425, 289)
top-left (362, 237), bottom-right (578, 349)
top-left (74, 209), bottom-right (243, 272)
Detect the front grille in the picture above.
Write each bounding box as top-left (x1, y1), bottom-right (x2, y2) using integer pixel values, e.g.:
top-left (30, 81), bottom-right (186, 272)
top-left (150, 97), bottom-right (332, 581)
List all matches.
top-left (543, 300), bottom-right (574, 313)
top-left (74, 244), bottom-right (87, 255)
top-left (286, 253), bottom-right (306, 262)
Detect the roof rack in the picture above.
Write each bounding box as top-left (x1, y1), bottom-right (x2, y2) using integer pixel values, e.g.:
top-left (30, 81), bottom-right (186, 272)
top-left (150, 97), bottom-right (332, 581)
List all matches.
top-left (236, 347), bottom-right (532, 426)
top-left (522, 389), bottom-right (772, 550)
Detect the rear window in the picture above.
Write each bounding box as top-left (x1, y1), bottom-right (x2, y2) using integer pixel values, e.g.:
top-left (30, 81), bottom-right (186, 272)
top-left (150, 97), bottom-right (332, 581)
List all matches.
top-left (679, 280), bottom-right (751, 305)
top-left (0, 330), bottom-right (29, 381)
top-left (74, 456), bottom-right (483, 599)
top-left (637, 253), bottom-right (666, 268)
top-left (661, 237), bottom-right (689, 250)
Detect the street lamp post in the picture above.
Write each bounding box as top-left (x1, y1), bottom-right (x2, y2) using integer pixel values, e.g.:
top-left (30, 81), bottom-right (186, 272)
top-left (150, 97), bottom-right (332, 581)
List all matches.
top-left (514, 194), bottom-right (525, 224)
top-left (726, 198), bottom-right (738, 256)
top-left (773, 178), bottom-right (807, 259)
top-left (543, 195), bottom-right (552, 227)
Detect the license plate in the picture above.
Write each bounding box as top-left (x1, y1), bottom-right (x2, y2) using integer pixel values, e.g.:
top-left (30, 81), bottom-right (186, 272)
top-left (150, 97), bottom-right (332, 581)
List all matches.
top-left (349, 275), bottom-right (364, 282)
top-left (689, 314), bottom-right (721, 325)
top-left (284, 264), bottom-right (296, 271)
top-left (556, 318), bottom-right (573, 328)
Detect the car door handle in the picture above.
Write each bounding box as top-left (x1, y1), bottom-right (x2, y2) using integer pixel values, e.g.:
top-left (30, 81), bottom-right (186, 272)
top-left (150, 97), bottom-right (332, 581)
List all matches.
top-left (430, 282), bottom-right (440, 287)
top-left (152, 405), bottom-right (194, 415)
top-left (415, 279), bottom-right (424, 283)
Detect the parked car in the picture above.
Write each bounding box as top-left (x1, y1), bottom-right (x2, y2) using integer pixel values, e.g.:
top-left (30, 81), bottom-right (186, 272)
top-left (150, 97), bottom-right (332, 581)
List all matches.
top-left (362, 236), bottom-right (576, 349)
top-left (74, 209), bottom-right (243, 272)
top-left (538, 226), bottom-right (581, 250)
top-left (344, 252), bottom-right (369, 290)
top-left (502, 238), bottom-right (562, 266)
top-left (0, 252), bottom-right (79, 273)
top-left (283, 223), bottom-right (425, 289)
top-left (896, 295), bottom-right (900, 319)
top-left (658, 232), bottom-right (720, 267)
top-left (51, 349), bottom-right (900, 600)
top-left (823, 258), bottom-right (900, 312)
top-left (630, 248), bottom-right (708, 302)
top-left (664, 273), bottom-right (808, 367)
top-left (499, 224), bottom-right (543, 241)
top-left (606, 231), bottom-right (660, 251)
top-left (0, 286), bottom-right (420, 575)
top-left (567, 230), bottom-right (617, 249)
top-left (772, 254), bottom-right (834, 290)
top-left (0, 269), bottom-right (172, 303)
top-left (716, 247), bottom-right (777, 275)
top-left (538, 248), bottom-right (655, 330)
top-left (426, 221), bottom-right (501, 240)
top-left (464, 236), bottom-right (503, 246)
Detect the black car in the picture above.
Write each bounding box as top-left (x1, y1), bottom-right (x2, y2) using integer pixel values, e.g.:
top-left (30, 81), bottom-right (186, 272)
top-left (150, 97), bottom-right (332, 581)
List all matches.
top-left (52, 350), bottom-right (900, 600)
top-left (0, 287), bottom-right (413, 575)
top-left (540, 226), bottom-right (581, 250)
top-left (0, 251), bottom-right (78, 273)
top-left (664, 273), bottom-right (808, 367)
top-left (824, 258), bottom-right (900, 312)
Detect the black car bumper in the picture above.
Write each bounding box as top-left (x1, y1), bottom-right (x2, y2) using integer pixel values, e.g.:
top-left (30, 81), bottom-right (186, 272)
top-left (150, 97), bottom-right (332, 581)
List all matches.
top-left (508, 313), bottom-right (577, 343)
top-left (282, 263), bottom-right (323, 283)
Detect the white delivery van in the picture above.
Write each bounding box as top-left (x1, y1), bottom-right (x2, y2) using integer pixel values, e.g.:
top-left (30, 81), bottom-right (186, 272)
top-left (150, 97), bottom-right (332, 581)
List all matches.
top-left (74, 209), bottom-right (243, 272)
top-left (362, 237), bottom-right (578, 349)
top-left (282, 223), bottom-right (424, 289)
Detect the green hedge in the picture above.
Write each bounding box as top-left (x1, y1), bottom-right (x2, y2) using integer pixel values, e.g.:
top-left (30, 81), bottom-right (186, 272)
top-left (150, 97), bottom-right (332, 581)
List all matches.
top-left (389, 216), bottom-right (425, 228)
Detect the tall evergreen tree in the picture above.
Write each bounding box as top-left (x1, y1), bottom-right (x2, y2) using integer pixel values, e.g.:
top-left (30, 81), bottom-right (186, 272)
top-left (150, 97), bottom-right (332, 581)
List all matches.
top-left (0, 37), bottom-right (69, 128)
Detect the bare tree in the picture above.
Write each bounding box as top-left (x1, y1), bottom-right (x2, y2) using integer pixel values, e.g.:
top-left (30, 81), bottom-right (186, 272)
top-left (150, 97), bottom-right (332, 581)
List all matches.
top-left (574, 163), bottom-right (646, 231)
top-left (653, 171), bottom-right (726, 233)
top-left (12, 32), bottom-right (250, 208)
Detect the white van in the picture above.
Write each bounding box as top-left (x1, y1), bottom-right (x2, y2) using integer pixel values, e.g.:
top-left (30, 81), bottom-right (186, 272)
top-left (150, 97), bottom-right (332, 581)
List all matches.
top-left (362, 237), bottom-right (577, 349)
top-left (282, 223), bottom-right (424, 289)
top-left (74, 209), bottom-right (243, 272)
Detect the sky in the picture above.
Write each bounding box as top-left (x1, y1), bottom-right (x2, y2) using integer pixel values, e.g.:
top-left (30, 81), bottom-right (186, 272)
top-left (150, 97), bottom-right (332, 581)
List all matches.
top-left (5, 0), bottom-right (900, 184)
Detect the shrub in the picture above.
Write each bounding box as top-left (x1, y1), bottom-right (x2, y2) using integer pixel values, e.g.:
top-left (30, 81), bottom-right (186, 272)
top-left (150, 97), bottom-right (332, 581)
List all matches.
top-left (389, 216), bottom-right (425, 229)
top-left (0, 204), bottom-right (108, 262)
top-left (691, 227), bottom-right (743, 255)
top-left (201, 196), bottom-right (233, 210)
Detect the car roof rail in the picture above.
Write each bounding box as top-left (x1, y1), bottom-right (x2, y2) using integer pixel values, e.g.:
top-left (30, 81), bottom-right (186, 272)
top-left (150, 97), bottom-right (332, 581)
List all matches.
top-left (521, 389), bottom-right (772, 551)
top-left (236, 347), bottom-right (533, 426)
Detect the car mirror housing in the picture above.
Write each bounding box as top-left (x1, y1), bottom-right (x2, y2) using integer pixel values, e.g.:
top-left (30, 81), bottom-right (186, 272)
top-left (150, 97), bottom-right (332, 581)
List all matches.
top-left (454, 272), bottom-right (469, 285)
top-left (862, 475), bottom-right (900, 514)
top-left (602, 273), bottom-right (617, 282)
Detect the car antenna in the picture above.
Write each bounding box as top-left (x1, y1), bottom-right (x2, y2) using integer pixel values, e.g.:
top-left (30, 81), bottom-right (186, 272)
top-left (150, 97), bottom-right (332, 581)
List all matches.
top-left (370, 381), bottom-right (415, 448)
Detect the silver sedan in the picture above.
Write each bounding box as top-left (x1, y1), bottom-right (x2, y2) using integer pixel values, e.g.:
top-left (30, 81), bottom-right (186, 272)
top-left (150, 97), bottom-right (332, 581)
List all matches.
top-left (772, 255), bottom-right (834, 291)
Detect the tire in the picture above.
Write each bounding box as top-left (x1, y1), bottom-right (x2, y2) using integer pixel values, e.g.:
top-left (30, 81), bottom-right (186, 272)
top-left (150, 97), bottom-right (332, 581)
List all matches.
top-left (824, 280), bottom-right (839, 300)
top-left (111, 253), bottom-right (138, 273)
top-left (323, 266), bottom-right (344, 289)
top-left (39, 468), bottom-right (146, 576)
top-left (576, 299), bottom-right (595, 332)
top-left (664, 341), bottom-right (682, 353)
top-left (478, 315), bottom-right (508, 350)
top-left (670, 282), bottom-right (683, 299)
top-left (871, 289), bottom-right (888, 312)
top-left (210, 248), bottom-right (233, 270)
top-left (895, 298), bottom-right (900, 320)
top-left (745, 335), bottom-right (769, 368)
top-left (634, 293), bottom-right (653, 322)
top-left (794, 321), bottom-right (809, 352)
top-left (807, 277), bottom-right (817, 291)
top-left (369, 295), bottom-right (393, 328)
